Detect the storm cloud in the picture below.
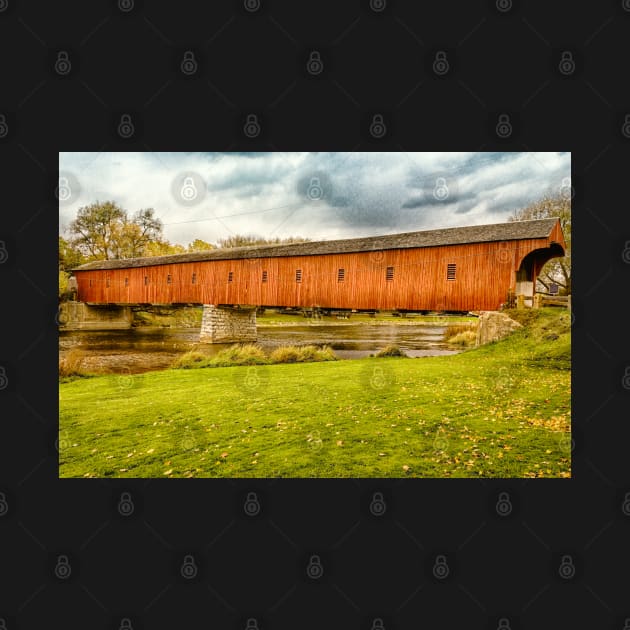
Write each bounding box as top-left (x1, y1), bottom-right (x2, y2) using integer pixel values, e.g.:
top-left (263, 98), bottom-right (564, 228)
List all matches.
top-left (59, 152), bottom-right (570, 245)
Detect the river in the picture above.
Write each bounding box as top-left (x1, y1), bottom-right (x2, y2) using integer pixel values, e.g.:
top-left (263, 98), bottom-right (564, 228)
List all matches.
top-left (59, 323), bottom-right (462, 374)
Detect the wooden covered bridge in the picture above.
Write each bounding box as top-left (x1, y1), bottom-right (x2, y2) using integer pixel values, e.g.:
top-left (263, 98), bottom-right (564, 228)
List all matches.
top-left (67, 218), bottom-right (565, 342)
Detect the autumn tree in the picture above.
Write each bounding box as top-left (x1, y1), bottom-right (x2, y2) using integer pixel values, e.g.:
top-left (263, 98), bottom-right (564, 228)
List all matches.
top-left (509, 192), bottom-right (571, 294)
top-left (216, 234), bottom-right (311, 248)
top-left (68, 202), bottom-right (163, 260)
top-left (187, 239), bottom-right (215, 252)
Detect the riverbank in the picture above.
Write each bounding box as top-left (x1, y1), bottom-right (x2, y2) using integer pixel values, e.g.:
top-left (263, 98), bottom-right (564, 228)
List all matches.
top-left (130, 306), bottom-right (477, 328)
top-left (59, 308), bottom-right (571, 478)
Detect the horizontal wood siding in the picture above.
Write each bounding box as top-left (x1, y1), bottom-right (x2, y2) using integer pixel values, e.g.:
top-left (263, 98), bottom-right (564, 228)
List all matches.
top-left (75, 236), bottom-right (558, 311)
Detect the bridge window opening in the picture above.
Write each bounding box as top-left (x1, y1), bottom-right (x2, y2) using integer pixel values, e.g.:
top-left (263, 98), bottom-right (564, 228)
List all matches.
top-left (124, 277), bottom-right (128, 287)
top-left (89, 279), bottom-right (92, 287)
top-left (262, 270), bottom-right (268, 283)
top-left (191, 273), bottom-right (196, 284)
top-left (338, 268), bottom-right (345, 282)
top-left (106, 277), bottom-right (110, 288)
top-left (296, 269), bottom-right (302, 283)
top-left (167, 274), bottom-right (172, 284)
top-left (144, 276), bottom-right (148, 286)
top-left (447, 263), bottom-right (456, 281)
top-left (228, 271), bottom-right (233, 283)
top-left (386, 266), bottom-right (394, 281)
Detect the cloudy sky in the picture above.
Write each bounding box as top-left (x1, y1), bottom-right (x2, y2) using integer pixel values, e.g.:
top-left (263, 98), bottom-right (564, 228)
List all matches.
top-left (59, 152), bottom-right (570, 246)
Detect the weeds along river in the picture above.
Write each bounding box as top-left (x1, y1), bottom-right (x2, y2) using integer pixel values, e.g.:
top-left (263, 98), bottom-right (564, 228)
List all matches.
top-left (59, 323), bottom-right (462, 375)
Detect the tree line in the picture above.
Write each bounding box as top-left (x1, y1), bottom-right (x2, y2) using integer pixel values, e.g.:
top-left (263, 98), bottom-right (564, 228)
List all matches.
top-left (58, 200), bottom-right (310, 296)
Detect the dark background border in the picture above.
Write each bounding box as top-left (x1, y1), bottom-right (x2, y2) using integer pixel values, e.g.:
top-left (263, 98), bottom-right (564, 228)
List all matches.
top-left (1, 1), bottom-right (629, 628)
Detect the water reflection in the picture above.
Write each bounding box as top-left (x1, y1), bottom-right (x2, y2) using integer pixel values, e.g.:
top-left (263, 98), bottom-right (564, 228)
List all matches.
top-left (59, 324), bottom-right (462, 374)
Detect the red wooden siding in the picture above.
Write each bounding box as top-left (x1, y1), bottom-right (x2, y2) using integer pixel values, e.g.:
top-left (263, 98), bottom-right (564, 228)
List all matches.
top-left (74, 233), bottom-right (563, 311)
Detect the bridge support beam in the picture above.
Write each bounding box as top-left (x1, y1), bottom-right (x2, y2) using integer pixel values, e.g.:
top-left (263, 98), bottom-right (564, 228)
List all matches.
top-left (58, 301), bottom-right (133, 331)
top-left (199, 304), bottom-right (257, 343)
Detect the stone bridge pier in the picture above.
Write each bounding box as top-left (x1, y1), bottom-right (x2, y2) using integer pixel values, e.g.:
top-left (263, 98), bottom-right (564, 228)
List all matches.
top-left (199, 305), bottom-right (257, 343)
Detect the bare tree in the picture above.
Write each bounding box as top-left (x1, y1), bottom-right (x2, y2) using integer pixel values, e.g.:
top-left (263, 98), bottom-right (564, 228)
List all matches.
top-left (509, 192), bottom-right (571, 294)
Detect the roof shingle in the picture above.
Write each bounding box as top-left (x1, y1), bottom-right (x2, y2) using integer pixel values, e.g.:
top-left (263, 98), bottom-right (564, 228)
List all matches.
top-left (73, 218), bottom-right (560, 271)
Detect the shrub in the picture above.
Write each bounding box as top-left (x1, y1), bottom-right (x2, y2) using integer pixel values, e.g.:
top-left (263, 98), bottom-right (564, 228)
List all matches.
top-left (374, 344), bottom-right (407, 357)
top-left (269, 346), bottom-right (301, 363)
top-left (171, 351), bottom-right (210, 369)
top-left (447, 330), bottom-right (477, 346)
top-left (443, 321), bottom-right (478, 342)
top-left (59, 348), bottom-right (87, 378)
top-left (297, 345), bottom-right (337, 362)
top-left (209, 344), bottom-right (269, 367)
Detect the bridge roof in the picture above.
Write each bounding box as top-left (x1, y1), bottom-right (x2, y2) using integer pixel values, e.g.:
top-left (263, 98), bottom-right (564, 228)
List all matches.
top-left (73, 217), bottom-right (560, 271)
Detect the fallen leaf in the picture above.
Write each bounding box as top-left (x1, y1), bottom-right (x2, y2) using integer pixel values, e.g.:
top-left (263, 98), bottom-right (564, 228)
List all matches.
top-left (220, 452), bottom-right (229, 458)
top-left (402, 465), bottom-right (410, 472)
top-left (163, 469), bottom-right (173, 475)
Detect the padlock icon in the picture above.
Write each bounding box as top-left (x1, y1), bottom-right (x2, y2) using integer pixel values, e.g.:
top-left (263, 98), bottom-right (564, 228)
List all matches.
top-left (432, 554), bottom-right (450, 579)
top-left (117, 491), bottom-right (134, 516)
top-left (370, 0), bottom-right (386, 12)
top-left (495, 0), bottom-right (512, 12)
top-left (54, 554), bottom-right (72, 579)
top-left (181, 554), bottom-right (198, 579)
top-left (118, 0), bottom-right (134, 12)
top-left (558, 51), bottom-right (575, 76)
top-left (306, 51), bottom-right (323, 75)
top-left (0, 0), bottom-right (7, 13)
top-left (244, 0), bottom-right (261, 11)
top-left (307, 177), bottom-right (323, 200)
top-left (624, 0), bottom-right (630, 11)
top-left (0, 366), bottom-right (8, 390)
top-left (495, 114), bottom-right (512, 138)
top-left (370, 366), bottom-right (386, 389)
top-left (432, 51), bottom-right (449, 75)
top-left (559, 176), bottom-right (573, 200)
top-left (181, 50), bottom-right (198, 75)
top-left (118, 114), bottom-right (134, 138)
top-left (0, 114), bottom-right (7, 138)
top-left (0, 241), bottom-right (7, 265)
top-left (244, 491), bottom-right (261, 516)
top-left (306, 554), bottom-right (323, 579)
top-left (57, 176), bottom-right (72, 202)
top-left (119, 618), bottom-right (133, 630)
top-left (497, 618), bottom-right (511, 630)
top-left (369, 491), bottom-right (386, 516)
top-left (245, 618), bottom-right (259, 630)
top-left (0, 491), bottom-right (8, 516)
top-left (622, 242), bottom-right (630, 265)
top-left (54, 51), bottom-right (71, 76)
top-left (621, 492), bottom-right (630, 516)
top-left (558, 554), bottom-right (575, 579)
top-left (624, 618), bottom-right (630, 630)
top-left (243, 114), bottom-right (261, 138)
top-left (180, 176), bottom-right (197, 201)
top-left (433, 177), bottom-right (449, 201)
top-left (0, 618), bottom-right (7, 630)
top-left (369, 114), bottom-right (387, 138)
top-left (244, 366), bottom-right (260, 389)
top-left (433, 430), bottom-right (448, 451)
top-left (622, 114), bottom-right (630, 139)
top-left (495, 491), bottom-right (512, 516)
top-left (371, 618), bottom-right (385, 630)
top-left (622, 366), bottom-right (630, 390)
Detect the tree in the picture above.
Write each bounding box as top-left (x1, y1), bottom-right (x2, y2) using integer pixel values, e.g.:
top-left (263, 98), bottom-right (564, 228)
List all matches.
top-left (216, 234), bottom-right (311, 248)
top-left (68, 202), bottom-right (163, 260)
top-left (509, 192), bottom-right (571, 294)
top-left (187, 239), bottom-right (215, 252)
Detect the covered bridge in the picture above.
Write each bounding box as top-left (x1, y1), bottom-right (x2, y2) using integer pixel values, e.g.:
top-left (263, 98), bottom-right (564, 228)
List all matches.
top-left (69, 218), bottom-right (565, 341)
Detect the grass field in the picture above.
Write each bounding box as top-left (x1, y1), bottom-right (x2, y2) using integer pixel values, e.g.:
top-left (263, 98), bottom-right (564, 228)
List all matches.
top-left (59, 308), bottom-right (571, 478)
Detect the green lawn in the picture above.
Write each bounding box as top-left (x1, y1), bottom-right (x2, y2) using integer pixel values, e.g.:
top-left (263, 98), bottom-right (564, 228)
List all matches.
top-left (59, 309), bottom-right (571, 478)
